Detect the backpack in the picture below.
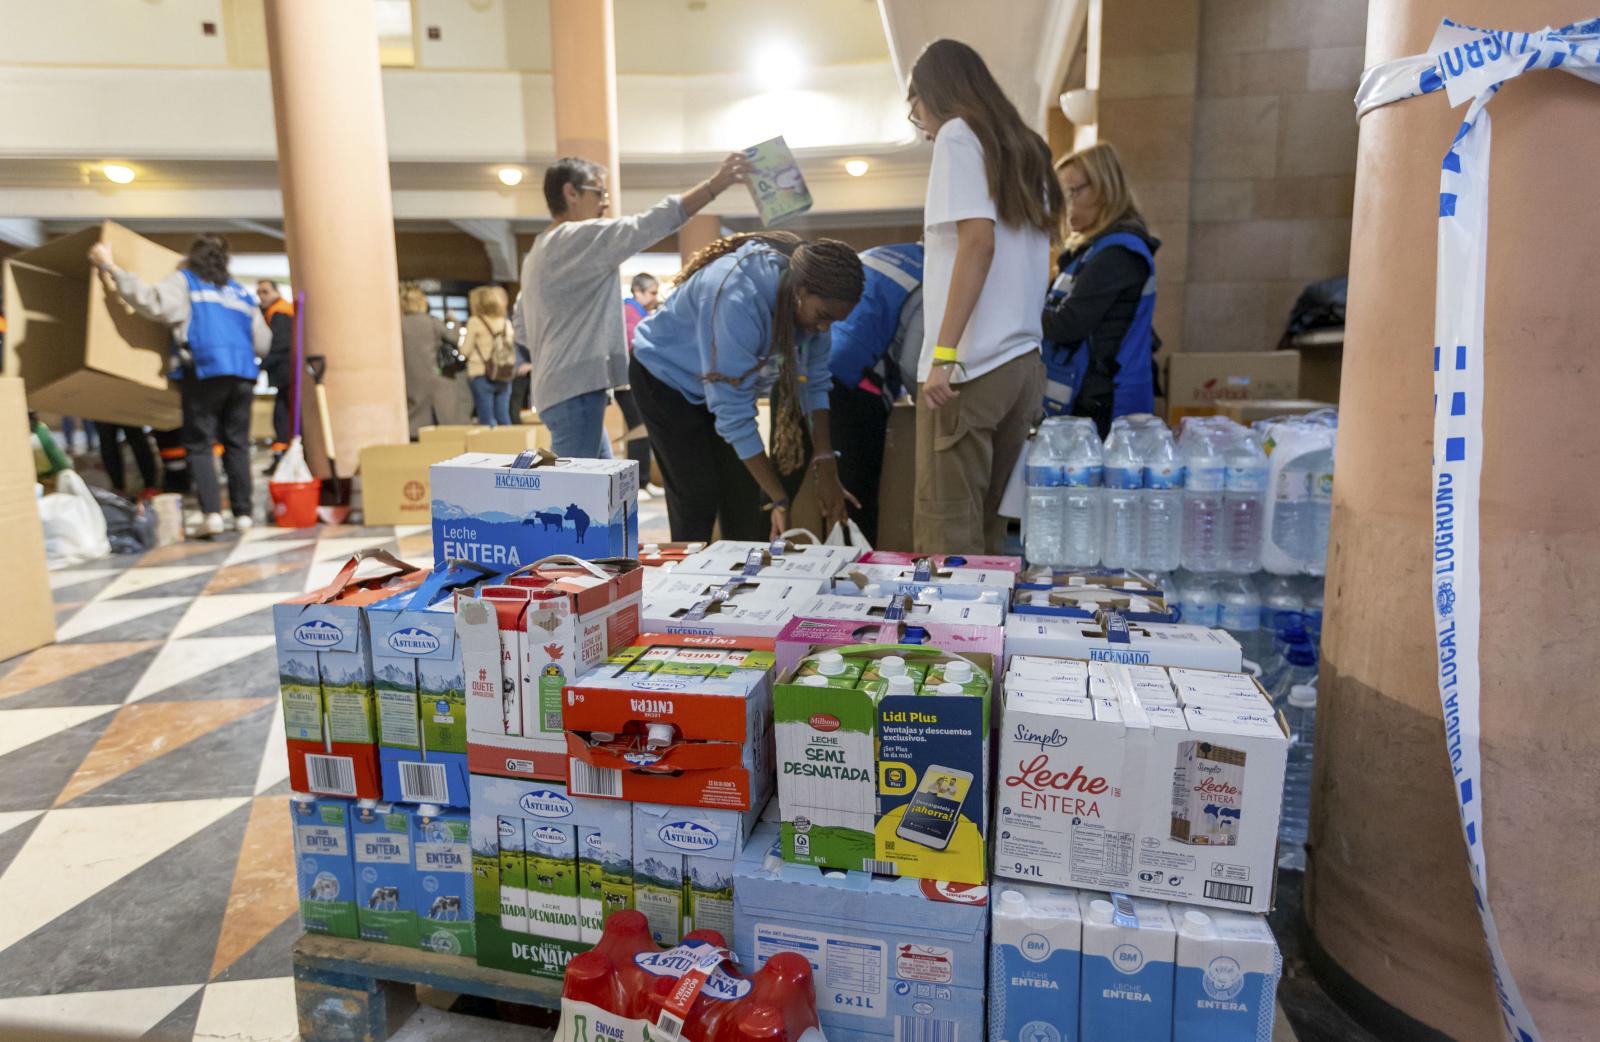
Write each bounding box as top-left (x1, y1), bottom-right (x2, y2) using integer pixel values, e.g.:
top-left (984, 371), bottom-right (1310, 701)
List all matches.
top-left (482, 319), bottom-right (516, 382)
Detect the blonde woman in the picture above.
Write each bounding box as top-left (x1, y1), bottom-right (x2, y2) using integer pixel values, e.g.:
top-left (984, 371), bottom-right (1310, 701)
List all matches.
top-left (1043, 141), bottom-right (1160, 435)
top-left (463, 285), bottom-right (514, 427)
top-left (400, 286), bottom-right (469, 436)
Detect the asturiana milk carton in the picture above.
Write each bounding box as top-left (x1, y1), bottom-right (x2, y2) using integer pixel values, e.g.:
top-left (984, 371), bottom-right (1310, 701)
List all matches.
top-left (1078, 893), bottom-right (1175, 1042)
top-left (430, 452), bottom-right (639, 566)
top-left (352, 800), bottom-right (418, 947)
top-left (632, 799), bottom-right (762, 946)
top-left (989, 881), bottom-right (1082, 1042)
top-left (291, 795), bottom-right (358, 938)
top-left (412, 804), bottom-right (474, 956)
top-left (1174, 908), bottom-right (1282, 1042)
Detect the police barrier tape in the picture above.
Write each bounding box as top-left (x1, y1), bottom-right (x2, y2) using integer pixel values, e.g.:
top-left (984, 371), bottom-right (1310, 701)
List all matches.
top-left (1355, 17), bottom-right (1600, 1042)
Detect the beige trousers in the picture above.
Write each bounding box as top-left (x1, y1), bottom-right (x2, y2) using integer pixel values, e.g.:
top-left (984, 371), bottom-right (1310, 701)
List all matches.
top-left (913, 351), bottom-right (1044, 554)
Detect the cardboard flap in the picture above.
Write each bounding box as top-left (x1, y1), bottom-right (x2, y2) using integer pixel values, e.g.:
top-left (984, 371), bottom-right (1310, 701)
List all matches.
top-left (310, 549), bottom-right (422, 604)
top-left (397, 558), bottom-right (499, 609)
top-left (506, 447), bottom-right (559, 469)
top-left (567, 733), bottom-right (748, 775)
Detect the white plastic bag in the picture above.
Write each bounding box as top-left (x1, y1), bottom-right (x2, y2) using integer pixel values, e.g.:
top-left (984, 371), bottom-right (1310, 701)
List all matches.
top-left (39, 471), bottom-right (111, 569)
top-left (997, 446), bottom-right (1030, 519)
top-left (824, 519), bottom-right (873, 551)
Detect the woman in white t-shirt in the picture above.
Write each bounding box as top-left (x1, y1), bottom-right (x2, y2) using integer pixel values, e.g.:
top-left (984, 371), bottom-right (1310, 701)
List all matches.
top-left (907, 39), bottom-right (1063, 554)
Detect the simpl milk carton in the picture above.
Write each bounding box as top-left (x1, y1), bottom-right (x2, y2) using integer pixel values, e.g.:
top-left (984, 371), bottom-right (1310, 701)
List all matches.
top-left (1174, 909), bottom-right (1282, 1042)
top-left (412, 805), bottom-right (474, 956)
top-left (1078, 893), bottom-right (1175, 1042)
top-left (429, 451), bottom-right (639, 566)
top-left (291, 795), bottom-right (358, 938)
top-left (351, 800), bottom-right (418, 947)
top-left (989, 882), bottom-right (1082, 1042)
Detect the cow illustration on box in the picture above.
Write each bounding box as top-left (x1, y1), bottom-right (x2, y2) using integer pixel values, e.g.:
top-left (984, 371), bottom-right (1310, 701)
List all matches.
top-left (523, 504), bottom-right (591, 543)
top-left (430, 454), bottom-right (638, 566)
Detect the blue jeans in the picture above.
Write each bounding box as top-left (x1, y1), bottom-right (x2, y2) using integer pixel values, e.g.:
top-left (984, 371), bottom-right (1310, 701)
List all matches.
top-left (541, 389), bottom-right (613, 459)
top-left (469, 376), bottom-right (512, 426)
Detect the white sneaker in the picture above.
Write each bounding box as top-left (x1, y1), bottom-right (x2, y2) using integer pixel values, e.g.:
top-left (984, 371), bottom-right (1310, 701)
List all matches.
top-left (201, 512), bottom-right (225, 538)
top-left (234, 514), bottom-right (255, 533)
top-left (644, 482), bottom-right (665, 498)
top-left (637, 486), bottom-right (653, 501)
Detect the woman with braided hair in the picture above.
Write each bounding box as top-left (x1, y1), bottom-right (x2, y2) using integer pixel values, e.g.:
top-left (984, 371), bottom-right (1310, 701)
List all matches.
top-left (629, 231), bottom-right (865, 541)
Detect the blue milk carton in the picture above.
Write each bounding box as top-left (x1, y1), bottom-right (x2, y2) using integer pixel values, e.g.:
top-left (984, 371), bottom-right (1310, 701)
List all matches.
top-left (734, 823), bottom-right (988, 1042)
top-left (990, 881), bottom-right (1082, 1042)
top-left (351, 800), bottom-right (419, 947)
top-left (429, 452), bottom-right (638, 567)
top-left (413, 804), bottom-right (475, 956)
top-left (1079, 893), bottom-right (1176, 1042)
top-left (1174, 908), bottom-right (1282, 1042)
top-left (291, 795), bottom-right (358, 938)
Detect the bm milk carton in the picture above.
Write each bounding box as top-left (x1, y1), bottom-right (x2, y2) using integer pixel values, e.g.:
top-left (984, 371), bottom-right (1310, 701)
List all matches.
top-left (1078, 893), bottom-right (1175, 1042)
top-left (291, 795), bottom-right (358, 938)
top-left (989, 881), bottom-right (1082, 1042)
top-left (351, 800), bottom-right (418, 947)
top-left (1174, 909), bottom-right (1282, 1042)
top-left (412, 804), bottom-right (474, 956)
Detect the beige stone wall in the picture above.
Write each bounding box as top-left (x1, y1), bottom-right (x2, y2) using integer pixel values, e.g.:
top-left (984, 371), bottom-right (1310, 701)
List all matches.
top-left (1093, 0), bottom-right (1367, 357)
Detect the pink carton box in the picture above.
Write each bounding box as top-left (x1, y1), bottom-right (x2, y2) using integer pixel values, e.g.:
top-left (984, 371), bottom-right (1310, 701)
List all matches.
top-left (856, 552), bottom-right (1023, 573)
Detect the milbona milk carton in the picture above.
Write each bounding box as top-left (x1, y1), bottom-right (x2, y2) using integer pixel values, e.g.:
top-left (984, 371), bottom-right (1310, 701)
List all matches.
top-left (1078, 893), bottom-right (1175, 1042)
top-left (429, 452), bottom-right (638, 566)
top-left (291, 795), bottom-right (358, 938)
top-left (412, 805), bottom-right (474, 956)
top-left (989, 881), bottom-right (1082, 1042)
top-left (352, 800), bottom-right (418, 947)
top-left (1174, 909), bottom-right (1281, 1042)
top-left (734, 823), bottom-right (989, 1042)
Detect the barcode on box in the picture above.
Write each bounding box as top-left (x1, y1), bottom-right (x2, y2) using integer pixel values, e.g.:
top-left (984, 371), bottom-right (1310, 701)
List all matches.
top-left (864, 858), bottom-right (898, 875)
top-left (654, 1012), bottom-right (684, 1040)
top-left (543, 710), bottom-right (562, 732)
top-left (570, 760), bottom-right (622, 798)
top-left (895, 1015), bottom-right (956, 1042)
top-left (1204, 880), bottom-right (1254, 904)
top-left (398, 761), bottom-right (448, 804)
top-left (306, 754), bottom-right (356, 796)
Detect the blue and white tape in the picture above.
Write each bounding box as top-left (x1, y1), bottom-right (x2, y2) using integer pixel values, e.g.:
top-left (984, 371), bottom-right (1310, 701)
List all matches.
top-left (1356, 18), bottom-right (1600, 1042)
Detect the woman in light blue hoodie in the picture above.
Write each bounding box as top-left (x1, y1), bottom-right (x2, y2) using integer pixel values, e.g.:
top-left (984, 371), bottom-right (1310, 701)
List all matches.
top-left (630, 232), bottom-right (864, 541)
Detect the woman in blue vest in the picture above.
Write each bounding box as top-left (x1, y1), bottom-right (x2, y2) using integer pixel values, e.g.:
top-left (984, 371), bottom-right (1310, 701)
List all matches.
top-left (1042, 141), bottom-right (1160, 437)
top-left (827, 242), bottom-right (923, 544)
top-left (91, 234), bottom-right (270, 537)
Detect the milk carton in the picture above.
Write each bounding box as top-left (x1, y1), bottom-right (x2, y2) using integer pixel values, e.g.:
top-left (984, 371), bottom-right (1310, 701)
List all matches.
top-left (632, 800), bottom-right (762, 945)
top-left (497, 816), bottom-right (530, 934)
top-left (734, 824), bottom-right (989, 1042)
top-left (1004, 614), bottom-right (1242, 671)
top-left (672, 539), bottom-right (859, 581)
top-left (1174, 909), bottom-right (1282, 1042)
top-left (989, 882), bottom-right (1082, 1042)
top-left (577, 825), bottom-right (634, 943)
top-left (429, 452), bottom-right (638, 566)
top-left (1078, 893), bottom-right (1175, 1042)
top-left (524, 821), bottom-right (580, 943)
top-left (640, 594), bottom-right (798, 639)
top-left (834, 560), bottom-right (1016, 600)
top-left (774, 615), bottom-right (1004, 677)
top-left (351, 801), bottom-right (418, 947)
top-left (291, 795), bottom-right (358, 938)
top-left (413, 805), bottom-right (474, 956)
top-left (797, 592), bottom-right (1006, 629)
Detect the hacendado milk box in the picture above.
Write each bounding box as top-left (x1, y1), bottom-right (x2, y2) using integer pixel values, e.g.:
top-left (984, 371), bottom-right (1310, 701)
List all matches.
top-left (470, 776), bottom-right (633, 978)
top-left (734, 822), bottom-right (989, 1042)
top-left (291, 794), bottom-right (358, 938)
top-left (1003, 611), bottom-right (1242, 670)
top-left (632, 798), bottom-right (763, 946)
top-left (412, 804), bottom-right (474, 956)
top-left (430, 451), bottom-right (638, 566)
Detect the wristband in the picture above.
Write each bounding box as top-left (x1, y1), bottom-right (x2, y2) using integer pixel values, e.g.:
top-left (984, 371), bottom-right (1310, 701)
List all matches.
top-left (932, 345), bottom-right (959, 363)
top-left (764, 495), bottom-right (791, 512)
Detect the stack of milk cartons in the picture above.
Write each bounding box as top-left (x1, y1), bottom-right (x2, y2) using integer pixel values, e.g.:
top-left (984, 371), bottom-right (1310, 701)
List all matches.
top-left (640, 538), bottom-right (860, 637)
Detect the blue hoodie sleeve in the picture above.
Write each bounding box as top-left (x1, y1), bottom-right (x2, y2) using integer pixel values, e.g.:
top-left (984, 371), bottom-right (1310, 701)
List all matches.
top-left (700, 274), bottom-right (772, 460)
top-left (802, 331), bottom-right (832, 413)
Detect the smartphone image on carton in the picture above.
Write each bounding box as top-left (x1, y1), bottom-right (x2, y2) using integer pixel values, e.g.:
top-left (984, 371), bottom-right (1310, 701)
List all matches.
top-left (894, 766), bottom-right (972, 850)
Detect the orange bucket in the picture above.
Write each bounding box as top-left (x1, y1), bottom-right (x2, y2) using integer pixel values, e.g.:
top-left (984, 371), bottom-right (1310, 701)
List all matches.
top-left (269, 479), bottom-right (321, 528)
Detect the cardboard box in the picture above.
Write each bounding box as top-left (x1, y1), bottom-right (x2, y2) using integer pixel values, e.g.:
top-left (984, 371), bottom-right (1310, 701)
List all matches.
top-left (412, 805), bottom-right (475, 956)
top-left (734, 822), bottom-right (989, 1042)
top-left (2, 222), bottom-right (182, 427)
top-left (456, 558), bottom-right (643, 782)
top-left (1009, 585), bottom-right (1179, 624)
top-left (430, 452), bottom-right (639, 567)
top-left (1004, 613), bottom-right (1243, 671)
top-left (1165, 351), bottom-right (1300, 423)
top-left (993, 663), bottom-right (1287, 913)
top-left (857, 551), bottom-right (1022, 573)
top-left (352, 801), bottom-right (419, 947)
top-left (645, 573), bottom-right (832, 604)
top-left (773, 616), bottom-right (1004, 677)
top-left (795, 593), bottom-right (1006, 630)
top-left (563, 633), bottom-right (777, 810)
top-left (1215, 398), bottom-right (1336, 425)
top-left (417, 425), bottom-right (484, 446)
top-left (634, 800), bottom-right (763, 946)
top-left (466, 425), bottom-right (552, 454)
top-left (360, 442), bottom-right (466, 527)
top-left (637, 541), bottom-right (708, 567)
top-left (469, 777), bottom-right (633, 978)
top-left (0, 378), bottom-right (54, 661)
top-left (291, 795), bottom-right (359, 939)
top-left (672, 539), bottom-right (859, 581)
top-left (640, 593), bottom-right (799, 639)
top-left (834, 560), bottom-right (1016, 600)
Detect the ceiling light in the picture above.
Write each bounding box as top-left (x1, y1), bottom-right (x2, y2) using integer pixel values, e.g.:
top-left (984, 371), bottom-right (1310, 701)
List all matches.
top-left (102, 164), bottom-right (136, 185)
top-left (753, 42), bottom-right (804, 90)
top-left (844, 159), bottom-right (870, 178)
top-left (497, 166), bottom-right (524, 187)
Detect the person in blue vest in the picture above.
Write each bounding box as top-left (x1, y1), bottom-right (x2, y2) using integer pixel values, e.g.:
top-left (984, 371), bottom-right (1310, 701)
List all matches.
top-left (1042, 141), bottom-right (1160, 437)
top-left (90, 234), bottom-right (270, 537)
top-left (827, 242), bottom-right (923, 544)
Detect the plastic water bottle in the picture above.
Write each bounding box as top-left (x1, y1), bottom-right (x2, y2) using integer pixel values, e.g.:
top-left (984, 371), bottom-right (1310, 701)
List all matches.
top-left (1176, 572), bottom-right (1220, 627)
top-left (1259, 575), bottom-right (1304, 631)
top-left (1024, 423), bottom-right (1068, 567)
top-left (1217, 577), bottom-right (1263, 666)
top-left (1180, 426), bottom-right (1226, 572)
top-left (1278, 683), bottom-right (1318, 871)
top-left (1062, 419), bottom-right (1105, 569)
top-left (1304, 446), bottom-right (1334, 575)
top-left (1302, 576), bottom-right (1326, 644)
top-left (1268, 640), bottom-right (1318, 709)
top-left (1221, 428), bottom-right (1269, 573)
top-left (1138, 422), bottom-right (1185, 572)
top-left (1101, 421), bottom-right (1142, 570)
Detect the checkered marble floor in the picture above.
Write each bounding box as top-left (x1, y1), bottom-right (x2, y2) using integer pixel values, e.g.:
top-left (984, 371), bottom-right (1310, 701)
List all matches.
top-left (0, 497), bottom-right (671, 1040)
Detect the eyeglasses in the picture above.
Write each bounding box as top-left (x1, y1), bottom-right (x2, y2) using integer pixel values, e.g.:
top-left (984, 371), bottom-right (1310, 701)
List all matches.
top-left (576, 182), bottom-right (610, 203)
top-left (1063, 181), bottom-right (1091, 200)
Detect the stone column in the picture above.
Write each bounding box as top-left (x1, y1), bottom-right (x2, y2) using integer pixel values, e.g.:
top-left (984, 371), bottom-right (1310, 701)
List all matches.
top-left (1308, 2), bottom-right (1600, 1039)
top-left (677, 214), bottom-right (723, 268)
top-left (264, 0), bottom-right (407, 475)
top-left (550, 0), bottom-right (621, 203)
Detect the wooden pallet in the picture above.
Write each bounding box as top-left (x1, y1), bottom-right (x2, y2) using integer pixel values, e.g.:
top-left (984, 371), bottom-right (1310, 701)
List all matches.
top-left (293, 933), bottom-right (561, 1042)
